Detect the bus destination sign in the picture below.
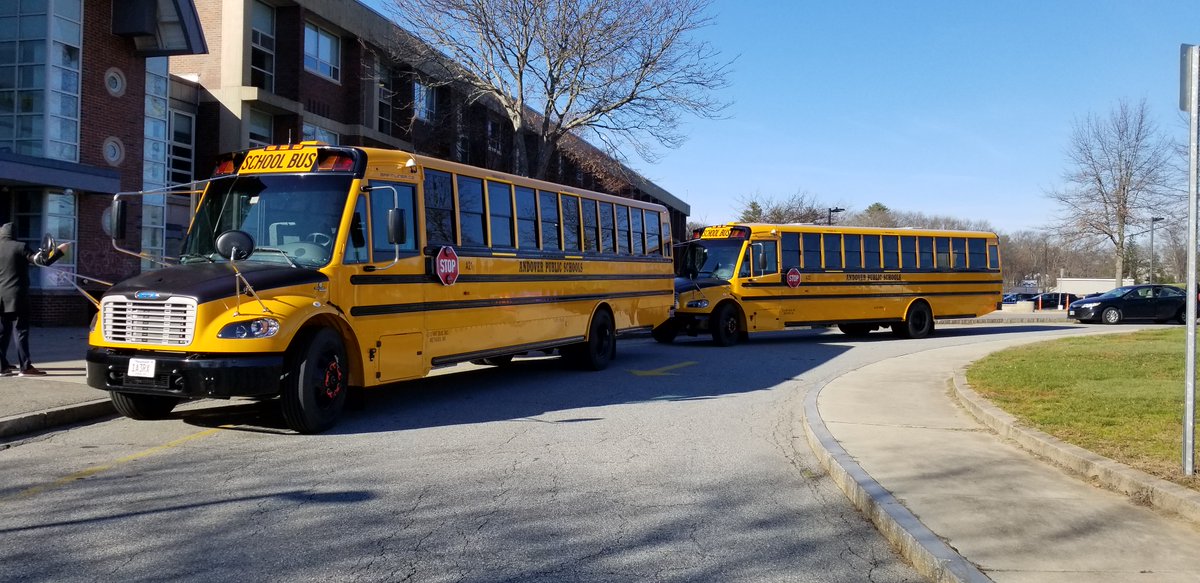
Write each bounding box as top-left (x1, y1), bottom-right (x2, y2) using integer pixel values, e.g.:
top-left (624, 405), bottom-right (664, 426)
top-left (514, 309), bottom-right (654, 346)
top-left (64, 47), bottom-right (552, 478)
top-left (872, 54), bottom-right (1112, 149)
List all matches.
top-left (701, 226), bottom-right (748, 240)
top-left (240, 147), bottom-right (319, 174)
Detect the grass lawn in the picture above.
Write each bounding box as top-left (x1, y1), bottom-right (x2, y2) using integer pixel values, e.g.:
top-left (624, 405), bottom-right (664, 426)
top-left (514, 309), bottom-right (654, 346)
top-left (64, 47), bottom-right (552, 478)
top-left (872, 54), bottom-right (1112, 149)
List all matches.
top-left (965, 328), bottom-right (1200, 491)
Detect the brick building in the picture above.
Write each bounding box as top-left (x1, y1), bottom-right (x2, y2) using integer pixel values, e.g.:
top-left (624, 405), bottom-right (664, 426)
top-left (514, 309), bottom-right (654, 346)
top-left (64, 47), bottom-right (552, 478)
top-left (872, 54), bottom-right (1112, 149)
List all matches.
top-left (0, 0), bottom-right (207, 325)
top-left (170, 0), bottom-right (689, 241)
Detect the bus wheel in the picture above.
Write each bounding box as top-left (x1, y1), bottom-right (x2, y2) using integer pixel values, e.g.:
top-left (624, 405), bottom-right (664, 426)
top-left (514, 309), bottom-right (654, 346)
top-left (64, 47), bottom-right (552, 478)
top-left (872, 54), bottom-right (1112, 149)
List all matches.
top-left (569, 310), bottom-right (616, 371)
top-left (281, 328), bottom-right (348, 434)
top-left (893, 302), bottom-right (934, 339)
top-left (109, 392), bottom-right (181, 420)
top-left (710, 303), bottom-right (741, 347)
top-left (838, 323), bottom-right (873, 337)
top-left (651, 321), bottom-right (678, 344)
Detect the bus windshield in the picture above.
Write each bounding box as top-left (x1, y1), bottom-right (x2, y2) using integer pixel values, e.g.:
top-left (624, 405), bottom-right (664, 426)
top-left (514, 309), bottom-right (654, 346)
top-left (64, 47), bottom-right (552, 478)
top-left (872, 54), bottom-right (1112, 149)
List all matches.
top-left (180, 174), bottom-right (353, 268)
top-left (677, 239), bottom-right (744, 280)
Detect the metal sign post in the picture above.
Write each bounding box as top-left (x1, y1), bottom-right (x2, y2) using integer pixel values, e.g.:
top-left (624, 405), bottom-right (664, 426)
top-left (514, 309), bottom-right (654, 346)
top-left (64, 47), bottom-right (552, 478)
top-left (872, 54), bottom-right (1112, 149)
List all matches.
top-left (1181, 44), bottom-right (1198, 476)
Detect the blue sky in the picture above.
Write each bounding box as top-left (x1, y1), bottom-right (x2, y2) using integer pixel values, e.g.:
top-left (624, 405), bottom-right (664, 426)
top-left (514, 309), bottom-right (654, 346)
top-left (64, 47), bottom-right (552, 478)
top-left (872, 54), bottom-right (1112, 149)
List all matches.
top-left (364, 1), bottom-right (1197, 234)
top-left (641, 1), bottom-right (1197, 233)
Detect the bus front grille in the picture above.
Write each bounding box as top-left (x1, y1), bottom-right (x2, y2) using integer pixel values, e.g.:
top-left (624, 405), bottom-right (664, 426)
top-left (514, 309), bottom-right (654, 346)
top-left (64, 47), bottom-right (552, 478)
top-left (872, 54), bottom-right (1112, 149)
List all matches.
top-left (102, 297), bottom-right (197, 346)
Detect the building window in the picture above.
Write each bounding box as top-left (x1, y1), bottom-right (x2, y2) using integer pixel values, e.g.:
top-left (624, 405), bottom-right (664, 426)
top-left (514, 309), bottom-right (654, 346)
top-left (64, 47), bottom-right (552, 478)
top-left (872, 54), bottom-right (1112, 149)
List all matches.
top-left (303, 22), bottom-right (340, 82)
top-left (413, 80), bottom-right (435, 122)
top-left (0, 0), bottom-right (81, 161)
top-left (169, 110), bottom-right (194, 185)
top-left (250, 0), bottom-right (275, 92)
top-left (302, 122), bottom-right (337, 144)
top-left (248, 108), bottom-right (272, 148)
top-left (486, 118), bottom-right (502, 155)
top-left (376, 61), bottom-right (395, 134)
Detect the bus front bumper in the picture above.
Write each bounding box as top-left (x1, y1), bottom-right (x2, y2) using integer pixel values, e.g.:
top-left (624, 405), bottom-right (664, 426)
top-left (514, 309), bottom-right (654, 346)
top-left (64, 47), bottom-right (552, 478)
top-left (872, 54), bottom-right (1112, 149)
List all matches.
top-left (86, 348), bottom-right (283, 399)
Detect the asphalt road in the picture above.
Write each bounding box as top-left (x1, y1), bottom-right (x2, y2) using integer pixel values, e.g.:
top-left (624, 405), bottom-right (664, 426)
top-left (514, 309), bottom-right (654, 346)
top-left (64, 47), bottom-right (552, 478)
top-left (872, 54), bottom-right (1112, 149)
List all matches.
top-left (0, 322), bottom-right (1088, 583)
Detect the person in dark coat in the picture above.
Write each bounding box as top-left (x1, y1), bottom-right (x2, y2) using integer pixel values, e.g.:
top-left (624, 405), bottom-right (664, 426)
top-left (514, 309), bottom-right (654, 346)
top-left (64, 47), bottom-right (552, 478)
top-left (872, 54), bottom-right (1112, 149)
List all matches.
top-left (0, 222), bottom-right (70, 376)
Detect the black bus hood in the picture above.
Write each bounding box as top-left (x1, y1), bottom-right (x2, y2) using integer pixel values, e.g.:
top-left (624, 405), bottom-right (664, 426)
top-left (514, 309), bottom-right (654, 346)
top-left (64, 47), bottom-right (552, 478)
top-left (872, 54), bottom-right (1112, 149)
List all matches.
top-left (106, 262), bottom-right (328, 305)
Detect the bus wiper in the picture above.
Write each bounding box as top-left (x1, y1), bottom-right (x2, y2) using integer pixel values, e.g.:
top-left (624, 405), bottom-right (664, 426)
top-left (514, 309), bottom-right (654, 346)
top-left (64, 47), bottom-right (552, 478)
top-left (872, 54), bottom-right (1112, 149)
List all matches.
top-left (179, 252), bottom-right (215, 263)
top-left (252, 247), bottom-right (299, 268)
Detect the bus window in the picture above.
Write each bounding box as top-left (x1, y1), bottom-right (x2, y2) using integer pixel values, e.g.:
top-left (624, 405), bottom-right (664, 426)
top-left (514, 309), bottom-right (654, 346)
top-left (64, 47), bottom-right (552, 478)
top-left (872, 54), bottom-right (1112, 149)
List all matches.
top-left (987, 242), bottom-right (1000, 269)
top-left (631, 208), bottom-right (645, 254)
top-left (918, 237), bottom-right (934, 269)
top-left (562, 194), bottom-right (581, 251)
top-left (600, 202), bottom-right (615, 253)
top-left (882, 235), bottom-right (899, 269)
top-left (616, 205), bottom-right (630, 254)
top-left (782, 232), bottom-right (800, 268)
top-left (344, 195), bottom-right (369, 264)
top-left (750, 240), bottom-right (778, 276)
top-left (900, 236), bottom-right (917, 268)
top-left (371, 181), bottom-right (417, 256)
top-left (863, 234), bottom-right (880, 270)
top-left (487, 181), bottom-right (513, 248)
top-left (539, 190), bottom-right (560, 251)
top-left (646, 211), bottom-right (661, 256)
top-left (823, 233), bottom-right (842, 270)
top-left (582, 199), bottom-right (599, 253)
top-left (952, 237), bottom-right (967, 270)
top-left (802, 232), bottom-right (821, 270)
top-left (935, 237), bottom-right (950, 269)
top-left (424, 169), bottom-right (455, 246)
top-left (968, 238), bottom-right (986, 269)
top-left (844, 234), bottom-right (862, 269)
top-left (515, 186), bottom-right (537, 249)
top-left (458, 175), bottom-right (486, 246)
top-left (661, 218), bottom-right (672, 257)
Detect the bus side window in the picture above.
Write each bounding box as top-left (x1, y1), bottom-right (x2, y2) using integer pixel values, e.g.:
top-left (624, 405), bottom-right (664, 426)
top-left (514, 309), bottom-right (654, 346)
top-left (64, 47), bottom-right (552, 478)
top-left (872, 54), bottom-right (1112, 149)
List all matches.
top-left (987, 242), bottom-right (1000, 269)
top-left (424, 170), bottom-right (455, 246)
top-left (844, 235), bottom-right (862, 270)
top-left (753, 241), bottom-right (778, 276)
top-left (616, 205), bottom-right (630, 254)
top-left (863, 234), bottom-right (880, 270)
top-left (882, 235), bottom-right (899, 269)
top-left (344, 196), bottom-right (369, 264)
top-left (582, 199), bottom-right (599, 253)
top-left (823, 233), bottom-right (843, 270)
top-left (952, 237), bottom-right (967, 270)
top-left (782, 233), bottom-right (800, 270)
top-left (372, 182), bottom-right (417, 257)
top-left (918, 237), bottom-right (934, 269)
top-left (802, 233), bottom-right (821, 270)
top-left (600, 202), bottom-right (615, 253)
top-left (935, 237), bottom-right (951, 270)
top-left (631, 208), bottom-right (645, 254)
top-left (900, 236), bottom-right (917, 269)
top-left (646, 211), bottom-right (661, 256)
top-left (539, 190), bottom-right (561, 251)
top-left (968, 238), bottom-right (986, 269)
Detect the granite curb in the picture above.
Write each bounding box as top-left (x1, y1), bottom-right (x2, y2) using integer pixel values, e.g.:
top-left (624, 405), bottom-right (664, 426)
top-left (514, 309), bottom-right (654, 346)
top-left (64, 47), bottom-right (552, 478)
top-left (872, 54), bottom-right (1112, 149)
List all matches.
top-left (800, 379), bottom-right (990, 583)
top-left (0, 398), bottom-right (115, 440)
top-left (950, 369), bottom-right (1200, 526)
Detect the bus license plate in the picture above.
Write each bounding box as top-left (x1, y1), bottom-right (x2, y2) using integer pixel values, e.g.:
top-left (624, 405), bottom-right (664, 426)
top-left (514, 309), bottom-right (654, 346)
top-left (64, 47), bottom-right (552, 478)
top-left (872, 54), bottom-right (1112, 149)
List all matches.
top-left (128, 358), bottom-right (157, 378)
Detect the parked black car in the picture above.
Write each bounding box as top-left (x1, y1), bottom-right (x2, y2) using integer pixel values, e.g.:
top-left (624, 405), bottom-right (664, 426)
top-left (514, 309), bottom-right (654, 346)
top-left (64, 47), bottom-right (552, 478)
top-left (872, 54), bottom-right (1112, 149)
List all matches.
top-left (1031, 292), bottom-right (1079, 310)
top-left (1002, 292), bottom-right (1038, 303)
top-left (1067, 284), bottom-right (1186, 324)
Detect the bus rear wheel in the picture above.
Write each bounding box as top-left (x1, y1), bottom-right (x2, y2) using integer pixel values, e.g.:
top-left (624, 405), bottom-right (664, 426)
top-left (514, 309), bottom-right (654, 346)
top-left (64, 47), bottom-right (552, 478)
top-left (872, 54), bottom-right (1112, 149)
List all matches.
top-left (710, 303), bottom-right (741, 346)
top-left (110, 392), bottom-right (181, 420)
top-left (565, 309), bottom-right (616, 370)
top-left (280, 327), bottom-right (348, 434)
top-left (892, 302), bottom-right (934, 339)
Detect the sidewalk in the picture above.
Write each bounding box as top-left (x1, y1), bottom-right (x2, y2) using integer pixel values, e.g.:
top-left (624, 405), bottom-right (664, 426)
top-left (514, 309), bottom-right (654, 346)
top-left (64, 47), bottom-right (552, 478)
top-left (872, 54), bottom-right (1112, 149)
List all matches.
top-left (0, 326), bottom-right (113, 439)
top-left (804, 332), bottom-right (1200, 583)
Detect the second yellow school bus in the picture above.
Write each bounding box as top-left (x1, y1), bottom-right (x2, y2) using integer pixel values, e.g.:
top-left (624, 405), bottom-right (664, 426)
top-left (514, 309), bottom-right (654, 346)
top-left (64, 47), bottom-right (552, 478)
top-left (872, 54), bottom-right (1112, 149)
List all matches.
top-left (653, 223), bottom-right (1002, 345)
top-left (86, 143), bottom-right (675, 433)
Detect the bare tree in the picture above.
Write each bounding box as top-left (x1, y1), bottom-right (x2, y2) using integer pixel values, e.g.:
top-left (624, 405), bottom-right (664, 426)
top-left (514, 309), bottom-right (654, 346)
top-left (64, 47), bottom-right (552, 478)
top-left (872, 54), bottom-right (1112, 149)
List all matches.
top-left (388, 0), bottom-right (730, 179)
top-left (734, 191), bottom-right (826, 223)
top-left (1047, 98), bottom-right (1176, 286)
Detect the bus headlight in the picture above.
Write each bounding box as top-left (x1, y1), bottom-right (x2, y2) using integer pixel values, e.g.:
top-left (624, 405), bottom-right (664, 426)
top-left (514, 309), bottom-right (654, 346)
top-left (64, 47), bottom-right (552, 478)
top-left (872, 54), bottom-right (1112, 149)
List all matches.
top-left (686, 299), bottom-right (710, 309)
top-left (218, 318), bottom-right (281, 339)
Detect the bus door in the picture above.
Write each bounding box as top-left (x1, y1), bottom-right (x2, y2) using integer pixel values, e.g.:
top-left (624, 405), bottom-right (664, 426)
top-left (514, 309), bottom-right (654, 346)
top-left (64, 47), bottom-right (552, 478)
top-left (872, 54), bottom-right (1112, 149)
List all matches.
top-left (739, 238), bottom-right (781, 331)
top-left (340, 179), bottom-right (427, 384)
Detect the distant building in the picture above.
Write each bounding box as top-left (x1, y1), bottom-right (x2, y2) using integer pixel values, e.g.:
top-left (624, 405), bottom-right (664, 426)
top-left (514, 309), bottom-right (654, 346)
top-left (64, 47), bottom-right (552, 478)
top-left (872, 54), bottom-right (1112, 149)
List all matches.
top-left (0, 0), bottom-right (207, 325)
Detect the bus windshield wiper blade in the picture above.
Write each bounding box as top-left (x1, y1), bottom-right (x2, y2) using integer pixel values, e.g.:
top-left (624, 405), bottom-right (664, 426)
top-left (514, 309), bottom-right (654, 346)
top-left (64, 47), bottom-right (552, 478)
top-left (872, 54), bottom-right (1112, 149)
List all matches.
top-left (252, 247), bottom-right (299, 268)
top-left (179, 253), bottom-right (215, 263)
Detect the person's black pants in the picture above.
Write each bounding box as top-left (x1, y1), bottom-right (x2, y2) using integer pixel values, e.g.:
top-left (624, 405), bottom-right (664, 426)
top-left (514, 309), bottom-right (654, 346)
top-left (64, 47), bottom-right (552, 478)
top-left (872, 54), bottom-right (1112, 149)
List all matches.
top-left (0, 310), bottom-right (31, 371)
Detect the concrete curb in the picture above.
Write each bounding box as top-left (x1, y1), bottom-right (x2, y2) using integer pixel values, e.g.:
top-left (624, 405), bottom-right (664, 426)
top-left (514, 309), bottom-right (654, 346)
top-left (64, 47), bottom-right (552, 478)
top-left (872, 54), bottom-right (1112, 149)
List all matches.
top-left (800, 381), bottom-right (991, 583)
top-left (951, 370), bottom-right (1200, 526)
top-left (0, 399), bottom-right (115, 440)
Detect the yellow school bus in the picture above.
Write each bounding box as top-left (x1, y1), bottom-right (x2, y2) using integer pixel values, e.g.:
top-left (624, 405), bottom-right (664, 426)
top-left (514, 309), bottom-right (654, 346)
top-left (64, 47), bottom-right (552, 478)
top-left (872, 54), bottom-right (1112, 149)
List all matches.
top-left (653, 223), bottom-right (1002, 345)
top-left (86, 143), bottom-right (675, 432)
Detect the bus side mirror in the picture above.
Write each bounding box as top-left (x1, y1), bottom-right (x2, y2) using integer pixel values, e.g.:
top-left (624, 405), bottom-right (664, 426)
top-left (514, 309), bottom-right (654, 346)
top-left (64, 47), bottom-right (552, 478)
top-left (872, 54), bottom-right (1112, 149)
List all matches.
top-left (110, 200), bottom-right (126, 240)
top-left (387, 208), bottom-right (407, 245)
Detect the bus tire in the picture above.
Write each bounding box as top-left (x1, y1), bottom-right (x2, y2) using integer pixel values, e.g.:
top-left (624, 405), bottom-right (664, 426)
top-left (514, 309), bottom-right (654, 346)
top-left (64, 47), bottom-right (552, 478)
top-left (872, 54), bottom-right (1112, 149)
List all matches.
top-left (651, 321), bottom-right (678, 344)
top-left (280, 327), bottom-right (348, 434)
top-left (569, 309), bottom-right (616, 371)
top-left (838, 323), bottom-right (873, 337)
top-left (109, 392), bottom-right (180, 420)
top-left (893, 302), bottom-right (934, 339)
top-left (710, 303), bottom-right (741, 347)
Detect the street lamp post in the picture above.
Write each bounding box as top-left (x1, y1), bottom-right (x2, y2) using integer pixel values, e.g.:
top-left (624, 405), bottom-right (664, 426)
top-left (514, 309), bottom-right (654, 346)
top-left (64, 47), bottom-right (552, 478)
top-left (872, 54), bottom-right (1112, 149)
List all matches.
top-left (1150, 216), bottom-right (1165, 284)
top-left (827, 207), bottom-right (845, 225)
